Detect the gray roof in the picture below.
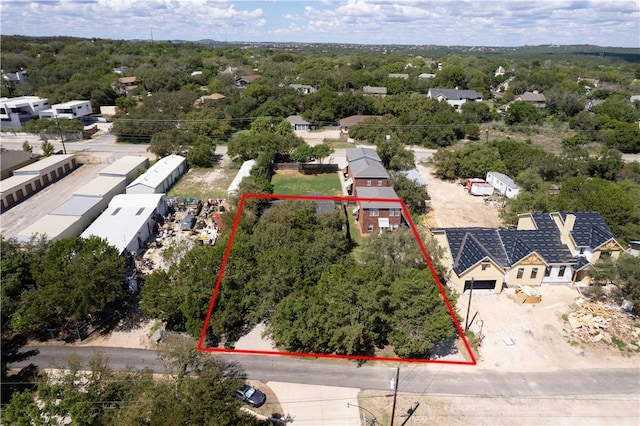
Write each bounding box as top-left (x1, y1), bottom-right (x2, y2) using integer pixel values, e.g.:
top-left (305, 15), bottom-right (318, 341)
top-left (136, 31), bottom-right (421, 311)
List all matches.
top-left (349, 158), bottom-right (389, 179)
top-left (487, 171), bottom-right (519, 190)
top-left (345, 147), bottom-right (380, 163)
top-left (401, 169), bottom-right (426, 186)
top-left (50, 195), bottom-right (102, 216)
top-left (289, 84), bottom-right (317, 93)
top-left (518, 91), bottom-right (546, 102)
top-left (356, 187), bottom-right (400, 209)
top-left (286, 115), bottom-right (310, 125)
top-left (0, 149), bottom-right (39, 173)
top-left (429, 88), bottom-right (483, 101)
top-left (363, 86), bottom-right (387, 95)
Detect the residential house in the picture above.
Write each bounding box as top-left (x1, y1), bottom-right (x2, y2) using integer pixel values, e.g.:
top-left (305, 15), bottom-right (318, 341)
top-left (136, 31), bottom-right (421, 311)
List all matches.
top-left (494, 66), bottom-right (506, 77)
top-left (388, 73), bottom-right (409, 80)
top-left (220, 66), bottom-right (239, 75)
top-left (113, 66), bottom-right (130, 75)
top-left (485, 171), bottom-right (520, 199)
top-left (345, 147), bottom-right (381, 164)
top-left (427, 88), bottom-right (483, 110)
top-left (38, 100), bottom-right (92, 120)
top-left (354, 186), bottom-right (403, 234)
top-left (289, 84), bottom-right (317, 94)
top-left (630, 95), bottom-right (640, 103)
top-left (363, 86), bottom-right (387, 96)
top-left (235, 75), bottom-right (261, 87)
top-left (193, 93), bottom-right (225, 107)
top-left (345, 158), bottom-right (389, 196)
top-left (118, 76), bottom-right (139, 96)
top-left (286, 115), bottom-right (311, 131)
top-left (418, 73), bottom-right (436, 79)
top-left (515, 91), bottom-right (546, 108)
top-left (431, 211), bottom-right (622, 294)
top-left (0, 96), bottom-right (50, 129)
top-left (339, 115), bottom-right (382, 134)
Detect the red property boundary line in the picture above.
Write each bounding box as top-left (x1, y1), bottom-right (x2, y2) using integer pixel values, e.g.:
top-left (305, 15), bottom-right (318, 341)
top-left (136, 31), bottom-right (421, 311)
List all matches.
top-left (198, 193), bottom-right (476, 366)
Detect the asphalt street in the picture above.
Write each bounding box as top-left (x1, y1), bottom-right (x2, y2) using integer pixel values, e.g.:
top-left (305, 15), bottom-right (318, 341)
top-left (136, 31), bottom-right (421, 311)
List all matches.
top-left (9, 345), bottom-right (640, 398)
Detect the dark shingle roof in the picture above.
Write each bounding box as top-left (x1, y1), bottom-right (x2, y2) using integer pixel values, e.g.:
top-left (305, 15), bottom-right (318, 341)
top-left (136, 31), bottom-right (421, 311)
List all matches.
top-left (429, 88), bottom-right (483, 101)
top-left (560, 212), bottom-right (614, 248)
top-left (349, 158), bottom-right (389, 179)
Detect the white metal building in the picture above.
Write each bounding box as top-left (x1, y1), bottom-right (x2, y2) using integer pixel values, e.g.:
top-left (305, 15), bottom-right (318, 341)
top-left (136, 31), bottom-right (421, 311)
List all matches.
top-left (38, 100), bottom-right (92, 119)
top-left (486, 171), bottom-right (521, 199)
top-left (99, 155), bottom-right (149, 184)
top-left (15, 176), bottom-right (126, 242)
top-left (81, 194), bottom-right (169, 254)
top-left (1, 154), bottom-right (77, 211)
top-left (227, 159), bottom-right (256, 198)
top-left (126, 154), bottom-right (186, 194)
top-left (0, 96), bottom-right (50, 129)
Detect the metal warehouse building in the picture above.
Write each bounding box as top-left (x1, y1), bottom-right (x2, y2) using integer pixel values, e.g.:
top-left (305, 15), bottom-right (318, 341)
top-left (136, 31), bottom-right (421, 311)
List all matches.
top-left (99, 155), bottom-right (149, 184)
top-left (16, 176), bottom-right (126, 243)
top-left (126, 154), bottom-right (186, 194)
top-left (81, 194), bottom-right (169, 255)
top-left (227, 159), bottom-right (256, 198)
top-left (1, 154), bottom-right (76, 211)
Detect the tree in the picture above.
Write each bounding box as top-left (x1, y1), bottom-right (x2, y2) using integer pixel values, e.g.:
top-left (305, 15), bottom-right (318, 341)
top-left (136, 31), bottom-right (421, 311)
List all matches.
top-left (376, 139), bottom-right (415, 171)
top-left (11, 236), bottom-right (126, 334)
top-left (41, 139), bottom-right (55, 156)
top-left (22, 141), bottom-right (33, 152)
top-left (187, 137), bottom-right (216, 167)
top-left (615, 253), bottom-right (640, 307)
top-left (149, 129), bottom-right (196, 157)
top-left (388, 173), bottom-right (430, 217)
top-left (505, 101), bottom-right (542, 126)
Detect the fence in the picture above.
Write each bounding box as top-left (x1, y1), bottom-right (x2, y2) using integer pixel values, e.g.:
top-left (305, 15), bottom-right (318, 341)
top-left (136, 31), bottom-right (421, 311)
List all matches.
top-left (273, 162), bottom-right (338, 174)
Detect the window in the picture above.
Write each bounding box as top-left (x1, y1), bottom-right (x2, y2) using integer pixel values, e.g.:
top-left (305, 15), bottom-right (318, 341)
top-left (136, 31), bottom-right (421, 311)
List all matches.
top-left (530, 268), bottom-right (538, 279)
top-left (481, 260), bottom-right (490, 271)
top-left (366, 180), bottom-right (372, 187)
top-left (392, 209), bottom-right (401, 217)
top-left (367, 224), bottom-right (374, 232)
top-left (516, 268), bottom-right (524, 279)
top-left (369, 209), bottom-right (379, 217)
top-left (544, 266), bottom-right (551, 277)
top-left (377, 180), bottom-right (383, 186)
top-left (558, 266), bottom-right (566, 276)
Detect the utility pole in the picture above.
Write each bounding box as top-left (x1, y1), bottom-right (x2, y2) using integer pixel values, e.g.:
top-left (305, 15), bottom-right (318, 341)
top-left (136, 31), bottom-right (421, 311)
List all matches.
top-left (390, 367), bottom-right (400, 426)
top-left (55, 117), bottom-right (67, 154)
top-left (465, 277), bottom-right (474, 332)
top-left (399, 402), bottom-right (420, 426)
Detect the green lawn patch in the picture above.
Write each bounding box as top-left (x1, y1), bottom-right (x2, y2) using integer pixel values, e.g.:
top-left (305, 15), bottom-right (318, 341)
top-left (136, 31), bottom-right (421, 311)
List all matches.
top-left (271, 170), bottom-right (343, 196)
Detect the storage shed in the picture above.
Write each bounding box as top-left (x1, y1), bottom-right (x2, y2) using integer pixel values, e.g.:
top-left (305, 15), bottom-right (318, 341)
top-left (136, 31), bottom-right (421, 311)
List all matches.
top-left (17, 214), bottom-right (86, 243)
top-left (99, 155), bottom-right (149, 184)
top-left (126, 154), bottom-right (186, 194)
top-left (1, 174), bottom-right (42, 211)
top-left (227, 159), bottom-right (256, 198)
top-left (81, 194), bottom-right (168, 254)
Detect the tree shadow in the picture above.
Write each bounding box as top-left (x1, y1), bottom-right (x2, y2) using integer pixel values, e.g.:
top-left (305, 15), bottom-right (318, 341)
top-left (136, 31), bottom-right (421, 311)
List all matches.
top-left (1, 333), bottom-right (41, 404)
top-left (429, 336), bottom-right (460, 359)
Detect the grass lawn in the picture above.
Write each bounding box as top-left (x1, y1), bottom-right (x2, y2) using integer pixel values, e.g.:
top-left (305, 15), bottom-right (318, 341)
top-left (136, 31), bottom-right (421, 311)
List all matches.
top-left (271, 170), bottom-right (343, 196)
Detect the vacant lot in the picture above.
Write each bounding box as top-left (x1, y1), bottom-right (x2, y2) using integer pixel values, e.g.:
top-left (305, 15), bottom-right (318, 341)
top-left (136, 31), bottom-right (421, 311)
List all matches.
top-left (168, 165), bottom-right (237, 199)
top-left (271, 170), bottom-right (343, 196)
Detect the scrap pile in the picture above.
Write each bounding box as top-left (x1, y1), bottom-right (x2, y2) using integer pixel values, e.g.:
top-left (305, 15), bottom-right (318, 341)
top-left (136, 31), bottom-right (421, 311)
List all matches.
top-left (564, 301), bottom-right (640, 349)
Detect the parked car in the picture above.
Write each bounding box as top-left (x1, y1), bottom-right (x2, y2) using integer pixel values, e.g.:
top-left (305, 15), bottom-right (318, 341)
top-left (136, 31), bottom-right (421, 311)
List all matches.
top-left (235, 384), bottom-right (266, 407)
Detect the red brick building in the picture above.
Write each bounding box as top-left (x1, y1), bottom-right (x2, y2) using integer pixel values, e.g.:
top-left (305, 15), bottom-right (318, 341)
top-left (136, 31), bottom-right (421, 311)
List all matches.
top-left (354, 187), bottom-right (403, 234)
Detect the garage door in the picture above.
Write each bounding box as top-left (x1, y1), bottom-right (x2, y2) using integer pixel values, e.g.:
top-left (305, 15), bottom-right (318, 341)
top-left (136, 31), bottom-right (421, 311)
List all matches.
top-left (464, 280), bottom-right (496, 291)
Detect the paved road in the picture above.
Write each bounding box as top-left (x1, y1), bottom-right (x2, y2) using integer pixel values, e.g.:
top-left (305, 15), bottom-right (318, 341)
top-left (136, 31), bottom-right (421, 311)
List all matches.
top-left (10, 345), bottom-right (640, 397)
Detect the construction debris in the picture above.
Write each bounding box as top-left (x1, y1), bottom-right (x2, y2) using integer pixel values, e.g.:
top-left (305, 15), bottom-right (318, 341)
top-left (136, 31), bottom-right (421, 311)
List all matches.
top-left (516, 286), bottom-right (542, 304)
top-left (563, 301), bottom-right (640, 349)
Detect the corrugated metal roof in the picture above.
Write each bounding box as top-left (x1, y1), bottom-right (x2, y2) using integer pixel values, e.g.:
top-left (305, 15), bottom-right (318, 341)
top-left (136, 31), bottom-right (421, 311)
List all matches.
top-left (17, 214), bottom-right (81, 242)
top-left (99, 156), bottom-right (148, 177)
top-left (126, 154), bottom-right (185, 190)
top-left (227, 159), bottom-right (256, 195)
top-left (74, 176), bottom-right (126, 197)
top-left (12, 154), bottom-right (75, 174)
top-left (50, 195), bottom-right (102, 216)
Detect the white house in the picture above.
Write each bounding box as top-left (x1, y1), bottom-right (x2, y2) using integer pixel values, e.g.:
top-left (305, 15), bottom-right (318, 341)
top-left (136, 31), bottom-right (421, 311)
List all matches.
top-left (0, 96), bottom-right (50, 129)
top-left (427, 88), bottom-right (483, 111)
top-left (486, 172), bottom-right (520, 199)
top-left (126, 154), bottom-right (186, 194)
top-left (39, 100), bottom-right (92, 120)
top-left (286, 115), bottom-right (311, 131)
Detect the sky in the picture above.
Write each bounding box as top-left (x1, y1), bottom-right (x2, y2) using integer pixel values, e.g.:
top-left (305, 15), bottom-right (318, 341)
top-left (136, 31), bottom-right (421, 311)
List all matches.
top-left (1, 0), bottom-right (639, 47)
